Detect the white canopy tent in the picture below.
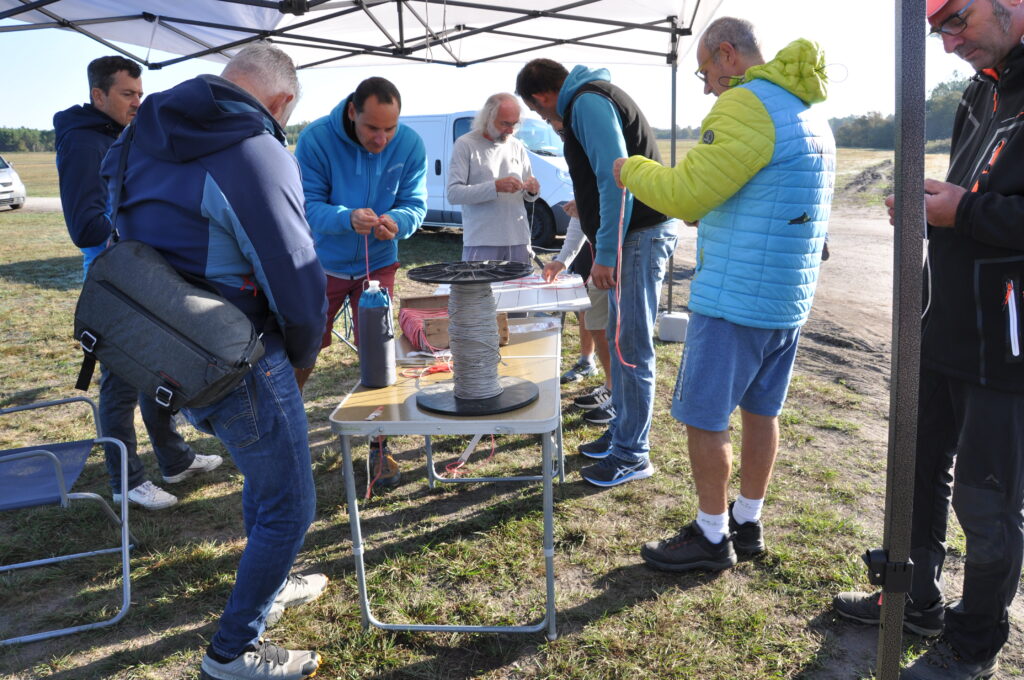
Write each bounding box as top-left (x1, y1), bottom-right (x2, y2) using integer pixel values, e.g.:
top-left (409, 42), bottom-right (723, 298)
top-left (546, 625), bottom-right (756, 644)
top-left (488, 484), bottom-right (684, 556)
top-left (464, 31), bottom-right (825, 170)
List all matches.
top-left (1, 3), bottom-right (928, 678)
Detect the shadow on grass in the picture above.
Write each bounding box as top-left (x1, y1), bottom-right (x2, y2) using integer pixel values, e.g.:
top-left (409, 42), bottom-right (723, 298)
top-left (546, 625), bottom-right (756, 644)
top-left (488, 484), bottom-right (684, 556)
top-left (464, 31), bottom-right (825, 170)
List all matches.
top-left (0, 257), bottom-right (82, 291)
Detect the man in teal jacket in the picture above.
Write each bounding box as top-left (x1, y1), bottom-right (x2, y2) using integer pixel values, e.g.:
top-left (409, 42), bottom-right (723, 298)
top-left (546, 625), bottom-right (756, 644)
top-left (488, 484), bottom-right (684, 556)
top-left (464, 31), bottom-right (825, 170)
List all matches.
top-left (295, 77), bottom-right (427, 485)
top-left (613, 17), bottom-right (835, 571)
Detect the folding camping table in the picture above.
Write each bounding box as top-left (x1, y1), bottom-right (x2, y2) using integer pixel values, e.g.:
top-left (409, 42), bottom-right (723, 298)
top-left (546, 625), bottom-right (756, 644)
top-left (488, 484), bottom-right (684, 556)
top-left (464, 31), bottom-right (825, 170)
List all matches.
top-left (329, 319), bottom-right (562, 639)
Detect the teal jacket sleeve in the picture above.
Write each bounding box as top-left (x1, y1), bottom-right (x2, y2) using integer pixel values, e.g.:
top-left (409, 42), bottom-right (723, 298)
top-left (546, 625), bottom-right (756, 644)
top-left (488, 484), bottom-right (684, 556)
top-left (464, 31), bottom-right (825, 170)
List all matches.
top-left (384, 129), bottom-right (428, 240)
top-left (294, 124), bottom-right (356, 236)
top-left (571, 92), bottom-right (633, 267)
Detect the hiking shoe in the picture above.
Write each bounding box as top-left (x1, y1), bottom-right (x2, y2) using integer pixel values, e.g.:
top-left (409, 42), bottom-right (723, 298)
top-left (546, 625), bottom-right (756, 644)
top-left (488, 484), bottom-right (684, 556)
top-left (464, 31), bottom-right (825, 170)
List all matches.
top-left (833, 590), bottom-right (944, 637)
top-left (583, 403), bottom-right (616, 425)
top-left (641, 521), bottom-right (737, 572)
top-left (369, 443), bottom-right (400, 487)
top-left (574, 385), bottom-right (611, 410)
top-left (728, 501), bottom-right (765, 556)
top-left (561, 357), bottom-right (599, 383)
top-left (200, 641), bottom-right (321, 680)
top-left (113, 480), bottom-right (178, 510)
top-left (900, 637), bottom-right (997, 679)
top-left (577, 430), bottom-right (612, 460)
top-left (581, 457), bottom-right (655, 487)
top-left (163, 453), bottom-right (224, 484)
top-left (267, 573), bottom-right (330, 627)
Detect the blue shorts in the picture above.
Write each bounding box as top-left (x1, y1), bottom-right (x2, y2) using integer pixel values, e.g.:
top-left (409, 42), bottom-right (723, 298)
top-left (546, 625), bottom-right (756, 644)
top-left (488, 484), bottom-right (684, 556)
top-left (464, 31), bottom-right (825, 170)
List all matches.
top-left (671, 312), bottom-right (801, 431)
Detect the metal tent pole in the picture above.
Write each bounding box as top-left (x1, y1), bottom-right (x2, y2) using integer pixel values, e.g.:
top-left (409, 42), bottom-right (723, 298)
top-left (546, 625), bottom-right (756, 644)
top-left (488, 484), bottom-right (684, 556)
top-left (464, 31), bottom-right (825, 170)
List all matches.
top-left (872, 1), bottom-right (926, 677)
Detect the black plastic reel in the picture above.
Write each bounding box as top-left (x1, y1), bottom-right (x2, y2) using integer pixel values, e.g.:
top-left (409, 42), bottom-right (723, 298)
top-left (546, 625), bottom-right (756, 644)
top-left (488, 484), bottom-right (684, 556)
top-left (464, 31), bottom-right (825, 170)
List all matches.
top-left (406, 260), bottom-right (532, 284)
top-left (416, 376), bottom-right (539, 416)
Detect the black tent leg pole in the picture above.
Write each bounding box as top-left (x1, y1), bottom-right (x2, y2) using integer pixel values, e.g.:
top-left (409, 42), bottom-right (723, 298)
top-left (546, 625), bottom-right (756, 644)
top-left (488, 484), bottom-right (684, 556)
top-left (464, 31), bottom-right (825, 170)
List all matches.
top-left (874, 1), bottom-right (926, 678)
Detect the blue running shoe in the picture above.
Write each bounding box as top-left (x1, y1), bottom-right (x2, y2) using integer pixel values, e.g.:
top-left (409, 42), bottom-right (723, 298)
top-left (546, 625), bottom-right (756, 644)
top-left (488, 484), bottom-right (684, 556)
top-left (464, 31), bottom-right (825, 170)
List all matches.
top-left (581, 457), bottom-right (655, 487)
top-left (577, 430), bottom-right (612, 459)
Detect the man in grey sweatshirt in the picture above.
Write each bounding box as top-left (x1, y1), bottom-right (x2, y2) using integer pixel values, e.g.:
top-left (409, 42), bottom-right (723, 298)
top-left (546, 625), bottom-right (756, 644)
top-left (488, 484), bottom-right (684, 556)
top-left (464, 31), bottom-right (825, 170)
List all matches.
top-left (447, 92), bottom-right (540, 263)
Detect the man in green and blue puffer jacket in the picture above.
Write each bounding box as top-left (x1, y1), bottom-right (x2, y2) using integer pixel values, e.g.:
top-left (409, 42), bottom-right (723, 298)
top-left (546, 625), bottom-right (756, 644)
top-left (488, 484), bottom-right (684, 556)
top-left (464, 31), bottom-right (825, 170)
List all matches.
top-left (614, 17), bottom-right (835, 573)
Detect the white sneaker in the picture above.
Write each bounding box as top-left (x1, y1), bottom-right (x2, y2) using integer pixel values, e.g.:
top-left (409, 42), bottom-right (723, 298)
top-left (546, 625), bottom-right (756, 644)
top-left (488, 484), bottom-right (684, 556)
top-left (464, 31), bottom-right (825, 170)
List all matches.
top-left (113, 480), bottom-right (178, 510)
top-left (163, 453), bottom-right (224, 484)
top-left (200, 641), bottom-right (321, 680)
top-left (266, 573), bottom-right (329, 627)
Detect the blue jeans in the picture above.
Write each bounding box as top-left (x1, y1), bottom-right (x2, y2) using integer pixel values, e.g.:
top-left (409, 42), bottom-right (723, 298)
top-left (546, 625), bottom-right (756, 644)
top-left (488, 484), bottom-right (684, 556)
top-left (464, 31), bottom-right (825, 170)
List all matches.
top-left (607, 221), bottom-right (678, 465)
top-left (99, 366), bottom-right (195, 492)
top-left (184, 346), bottom-right (316, 659)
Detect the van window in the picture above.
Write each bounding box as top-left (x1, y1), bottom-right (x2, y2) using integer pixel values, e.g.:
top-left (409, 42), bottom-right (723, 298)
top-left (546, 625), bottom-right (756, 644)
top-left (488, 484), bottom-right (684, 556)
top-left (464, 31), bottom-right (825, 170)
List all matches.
top-left (516, 120), bottom-right (563, 157)
top-left (453, 117), bottom-right (472, 142)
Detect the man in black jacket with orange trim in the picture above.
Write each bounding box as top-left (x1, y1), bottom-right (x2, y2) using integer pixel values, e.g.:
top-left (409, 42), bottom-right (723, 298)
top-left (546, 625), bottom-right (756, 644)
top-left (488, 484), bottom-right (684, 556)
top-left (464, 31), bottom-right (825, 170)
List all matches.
top-left (834, 1), bottom-right (1024, 677)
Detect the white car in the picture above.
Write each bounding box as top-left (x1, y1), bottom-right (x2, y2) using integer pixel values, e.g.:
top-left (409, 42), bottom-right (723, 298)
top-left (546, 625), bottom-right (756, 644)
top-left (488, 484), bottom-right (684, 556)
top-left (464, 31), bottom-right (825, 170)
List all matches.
top-left (0, 154), bottom-right (27, 210)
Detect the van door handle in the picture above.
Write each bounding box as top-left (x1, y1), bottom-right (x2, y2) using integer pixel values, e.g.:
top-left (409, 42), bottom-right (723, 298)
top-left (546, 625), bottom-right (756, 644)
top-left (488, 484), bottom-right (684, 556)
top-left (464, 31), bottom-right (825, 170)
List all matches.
top-left (434, 159), bottom-right (442, 175)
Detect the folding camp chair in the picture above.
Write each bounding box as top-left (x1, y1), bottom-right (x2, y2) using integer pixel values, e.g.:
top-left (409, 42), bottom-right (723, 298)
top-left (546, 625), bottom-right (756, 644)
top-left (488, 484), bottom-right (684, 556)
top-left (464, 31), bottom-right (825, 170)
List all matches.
top-left (0, 397), bottom-right (132, 646)
top-left (332, 297), bottom-right (356, 351)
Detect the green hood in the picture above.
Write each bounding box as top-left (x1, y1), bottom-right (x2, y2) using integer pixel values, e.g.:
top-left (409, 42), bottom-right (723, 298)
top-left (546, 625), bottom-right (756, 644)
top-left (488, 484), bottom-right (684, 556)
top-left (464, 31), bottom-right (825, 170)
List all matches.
top-left (738, 38), bottom-right (828, 105)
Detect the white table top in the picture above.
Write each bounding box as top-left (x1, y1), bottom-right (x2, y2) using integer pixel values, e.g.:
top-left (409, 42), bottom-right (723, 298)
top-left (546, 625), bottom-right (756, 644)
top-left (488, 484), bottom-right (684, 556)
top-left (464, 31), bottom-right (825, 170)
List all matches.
top-left (434, 273), bottom-right (590, 314)
top-left (329, 319), bottom-right (562, 438)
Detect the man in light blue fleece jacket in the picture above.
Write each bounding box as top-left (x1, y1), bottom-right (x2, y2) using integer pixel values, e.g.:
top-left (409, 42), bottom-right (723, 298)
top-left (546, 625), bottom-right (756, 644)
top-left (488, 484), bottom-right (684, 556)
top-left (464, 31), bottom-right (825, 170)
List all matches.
top-left (295, 76), bottom-right (427, 486)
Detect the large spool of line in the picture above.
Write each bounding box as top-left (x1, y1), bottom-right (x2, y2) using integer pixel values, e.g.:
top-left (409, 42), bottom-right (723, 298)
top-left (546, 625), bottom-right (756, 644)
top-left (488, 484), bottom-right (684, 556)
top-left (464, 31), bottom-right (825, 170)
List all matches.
top-left (406, 261), bottom-right (539, 416)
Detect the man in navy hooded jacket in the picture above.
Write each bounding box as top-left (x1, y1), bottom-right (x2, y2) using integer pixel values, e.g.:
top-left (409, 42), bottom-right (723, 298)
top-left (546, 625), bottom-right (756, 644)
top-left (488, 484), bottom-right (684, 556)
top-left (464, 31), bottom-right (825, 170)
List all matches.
top-left (100, 44), bottom-right (327, 680)
top-left (54, 56), bottom-right (221, 511)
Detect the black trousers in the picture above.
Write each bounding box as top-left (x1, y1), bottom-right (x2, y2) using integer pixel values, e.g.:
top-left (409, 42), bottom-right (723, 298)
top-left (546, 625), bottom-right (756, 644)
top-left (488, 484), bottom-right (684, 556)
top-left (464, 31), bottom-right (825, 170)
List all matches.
top-left (910, 368), bottom-right (1024, 663)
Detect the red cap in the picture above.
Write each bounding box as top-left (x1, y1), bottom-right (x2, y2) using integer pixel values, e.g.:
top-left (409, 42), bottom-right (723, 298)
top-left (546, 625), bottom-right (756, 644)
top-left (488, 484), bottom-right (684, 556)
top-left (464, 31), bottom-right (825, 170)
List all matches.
top-left (927, 0), bottom-right (951, 17)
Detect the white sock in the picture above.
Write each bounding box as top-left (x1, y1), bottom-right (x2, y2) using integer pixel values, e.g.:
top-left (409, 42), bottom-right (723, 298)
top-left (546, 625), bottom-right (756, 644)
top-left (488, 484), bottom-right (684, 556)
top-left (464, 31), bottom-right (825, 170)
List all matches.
top-left (732, 494), bottom-right (764, 525)
top-left (581, 353), bottom-right (595, 365)
top-left (696, 510), bottom-right (729, 544)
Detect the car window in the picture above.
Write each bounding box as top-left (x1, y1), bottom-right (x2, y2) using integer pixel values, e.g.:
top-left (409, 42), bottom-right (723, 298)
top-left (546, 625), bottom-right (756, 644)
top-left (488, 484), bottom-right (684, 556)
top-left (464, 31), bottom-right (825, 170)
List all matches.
top-left (0, 156), bottom-right (9, 170)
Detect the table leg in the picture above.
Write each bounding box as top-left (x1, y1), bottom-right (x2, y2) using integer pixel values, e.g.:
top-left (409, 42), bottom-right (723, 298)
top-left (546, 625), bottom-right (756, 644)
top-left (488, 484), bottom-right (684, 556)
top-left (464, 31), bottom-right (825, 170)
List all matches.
top-left (341, 434), bottom-right (371, 630)
top-left (542, 429), bottom-right (557, 640)
top-left (424, 435), bottom-right (436, 489)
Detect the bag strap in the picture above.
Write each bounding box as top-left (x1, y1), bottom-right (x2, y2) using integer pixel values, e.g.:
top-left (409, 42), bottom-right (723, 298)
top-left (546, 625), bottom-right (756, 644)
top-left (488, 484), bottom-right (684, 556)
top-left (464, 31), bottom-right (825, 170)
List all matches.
top-left (107, 123), bottom-right (137, 244)
top-left (75, 124), bottom-right (136, 394)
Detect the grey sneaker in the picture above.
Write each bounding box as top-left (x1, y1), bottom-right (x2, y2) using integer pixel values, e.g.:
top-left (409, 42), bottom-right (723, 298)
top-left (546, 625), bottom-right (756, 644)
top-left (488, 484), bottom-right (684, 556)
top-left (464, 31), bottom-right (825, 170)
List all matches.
top-left (573, 384), bottom-right (611, 410)
top-left (900, 637), bottom-right (997, 679)
top-left (561, 357), bottom-right (599, 383)
top-left (113, 480), bottom-right (178, 510)
top-left (163, 453), bottom-right (224, 484)
top-left (833, 590), bottom-right (944, 637)
top-left (266, 573), bottom-right (329, 627)
top-left (640, 521), bottom-right (737, 572)
top-left (200, 641), bottom-right (321, 680)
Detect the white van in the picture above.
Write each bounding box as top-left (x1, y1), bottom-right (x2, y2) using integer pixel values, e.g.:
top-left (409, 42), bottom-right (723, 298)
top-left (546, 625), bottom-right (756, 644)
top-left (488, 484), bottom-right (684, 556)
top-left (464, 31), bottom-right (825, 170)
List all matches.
top-left (400, 111), bottom-right (573, 247)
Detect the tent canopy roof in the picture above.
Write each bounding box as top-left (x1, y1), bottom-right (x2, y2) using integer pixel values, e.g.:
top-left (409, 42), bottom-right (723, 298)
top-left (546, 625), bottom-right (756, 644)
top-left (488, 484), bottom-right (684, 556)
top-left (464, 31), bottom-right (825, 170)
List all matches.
top-left (0, 0), bottom-right (718, 71)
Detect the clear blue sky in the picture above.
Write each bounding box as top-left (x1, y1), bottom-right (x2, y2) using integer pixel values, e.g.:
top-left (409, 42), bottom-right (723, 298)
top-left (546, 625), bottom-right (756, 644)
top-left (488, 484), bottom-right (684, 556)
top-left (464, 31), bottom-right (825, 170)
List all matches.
top-left (1, 0), bottom-right (963, 131)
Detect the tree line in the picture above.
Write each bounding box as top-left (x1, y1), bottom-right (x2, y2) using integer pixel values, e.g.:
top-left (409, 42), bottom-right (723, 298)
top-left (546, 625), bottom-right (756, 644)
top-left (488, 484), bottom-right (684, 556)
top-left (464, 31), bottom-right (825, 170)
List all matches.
top-left (0, 75), bottom-right (973, 153)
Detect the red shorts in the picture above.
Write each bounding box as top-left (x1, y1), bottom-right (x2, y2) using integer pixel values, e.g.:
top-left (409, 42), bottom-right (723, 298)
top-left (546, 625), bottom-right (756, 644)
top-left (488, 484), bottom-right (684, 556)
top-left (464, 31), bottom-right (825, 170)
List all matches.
top-left (321, 261), bottom-right (399, 347)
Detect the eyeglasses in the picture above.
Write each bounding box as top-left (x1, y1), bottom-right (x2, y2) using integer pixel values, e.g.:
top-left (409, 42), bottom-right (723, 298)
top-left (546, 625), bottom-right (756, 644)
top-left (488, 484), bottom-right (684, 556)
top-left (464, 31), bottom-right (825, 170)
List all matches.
top-left (694, 48), bottom-right (720, 84)
top-left (928, 0), bottom-right (974, 38)
top-left (496, 119), bottom-right (520, 130)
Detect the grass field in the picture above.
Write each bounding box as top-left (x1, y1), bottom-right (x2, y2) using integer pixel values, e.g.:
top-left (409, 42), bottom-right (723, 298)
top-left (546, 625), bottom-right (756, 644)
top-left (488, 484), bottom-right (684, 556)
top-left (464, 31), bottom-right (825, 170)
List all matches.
top-left (0, 149), bottom-right (967, 679)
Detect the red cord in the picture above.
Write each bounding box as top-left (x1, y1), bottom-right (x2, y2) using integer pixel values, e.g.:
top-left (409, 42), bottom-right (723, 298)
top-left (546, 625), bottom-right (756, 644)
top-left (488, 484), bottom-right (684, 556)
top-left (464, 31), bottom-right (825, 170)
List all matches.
top-left (365, 434), bottom-right (385, 499)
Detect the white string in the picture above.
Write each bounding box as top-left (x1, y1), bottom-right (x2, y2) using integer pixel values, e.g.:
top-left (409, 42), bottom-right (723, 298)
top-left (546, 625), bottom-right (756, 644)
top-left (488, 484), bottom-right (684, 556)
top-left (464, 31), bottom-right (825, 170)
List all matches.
top-left (448, 283), bottom-right (503, 399)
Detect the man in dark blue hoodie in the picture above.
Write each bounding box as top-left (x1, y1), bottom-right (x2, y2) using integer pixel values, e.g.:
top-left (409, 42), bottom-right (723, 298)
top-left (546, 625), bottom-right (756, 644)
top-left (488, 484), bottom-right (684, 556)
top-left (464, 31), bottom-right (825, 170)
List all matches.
top-left (54, 56), bottom-right (222, 512)
top-left (100, 44), bottom-right (327, 680)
